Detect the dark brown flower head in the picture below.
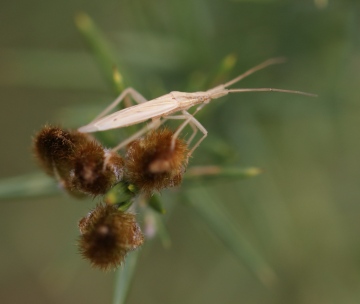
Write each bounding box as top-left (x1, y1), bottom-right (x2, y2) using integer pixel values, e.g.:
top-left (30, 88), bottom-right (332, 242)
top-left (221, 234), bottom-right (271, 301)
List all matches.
top-left (33, 125), bottom-right (96, 197)
top-left (124, 128), bottom-right (188, 194)
top-left (78, 204), bottom-right (144, 271)
top-left (33, 125), bottom-right (90, 179)
top-left (71, 141), bottom-right (124, 196)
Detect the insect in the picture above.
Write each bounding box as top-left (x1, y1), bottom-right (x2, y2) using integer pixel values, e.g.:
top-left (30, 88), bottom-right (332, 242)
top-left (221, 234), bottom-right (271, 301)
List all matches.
top-left (78, 58), bottom-right (316, 156)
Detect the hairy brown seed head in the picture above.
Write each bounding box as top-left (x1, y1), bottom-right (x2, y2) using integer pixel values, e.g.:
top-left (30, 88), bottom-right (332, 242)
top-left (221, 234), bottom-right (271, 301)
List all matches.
top-left (33, 125), bottom-right (90, 179)
top-left (33, 125), bottom-right (96, 196)
top-left (124, 128), bottom-right (188, 195)
top-left (78, 204), bottom-right (144, 271)
top-left (71, 142), bottom-right (124, 196)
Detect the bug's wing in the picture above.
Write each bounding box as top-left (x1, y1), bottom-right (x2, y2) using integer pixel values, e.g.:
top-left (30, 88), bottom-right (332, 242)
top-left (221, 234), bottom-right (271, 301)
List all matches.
top-left (78, 98), bottom-right (178, 132)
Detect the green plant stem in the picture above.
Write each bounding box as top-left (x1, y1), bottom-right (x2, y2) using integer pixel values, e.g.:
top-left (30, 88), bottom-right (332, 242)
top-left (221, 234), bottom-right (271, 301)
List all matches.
top-left (75, 12), bottom-right (125, 93)
top-left (112, 250), bottom-right (140, 304)
top-left (0, 172), bottom-right (57, 200)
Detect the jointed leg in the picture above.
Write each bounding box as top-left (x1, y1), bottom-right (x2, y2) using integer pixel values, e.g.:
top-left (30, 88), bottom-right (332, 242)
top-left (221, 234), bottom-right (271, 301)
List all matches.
top-left (111, 115), bottom-right (207, 158)
top-left (170, 104), bottom-right (206, 149)
top-left (182, 111), bottom-right (198, 145)
top-left (92, 87), bottom-right (148, 123)
top-left (111, 113), bottom-right (194, 152)
top-left (165, 111), bottom-right (207, 157)
top-left (183, 117), bottom-right (207, 157)
top-left (111, 103), bottom-right (207, 156)
top-left (165, 112), bottom-right (198, 146)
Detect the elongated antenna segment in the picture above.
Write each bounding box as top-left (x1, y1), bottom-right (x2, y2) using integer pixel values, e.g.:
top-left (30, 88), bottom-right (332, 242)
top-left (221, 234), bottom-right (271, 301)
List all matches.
top-left (224, 57), bottom-right (287, 88)
top-left (228, 88), bottom-right (317, 97)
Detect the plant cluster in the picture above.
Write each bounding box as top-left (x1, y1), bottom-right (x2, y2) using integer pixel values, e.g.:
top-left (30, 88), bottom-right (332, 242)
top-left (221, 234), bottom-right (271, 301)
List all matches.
top-left (33, 125), bottom-right (189, 269)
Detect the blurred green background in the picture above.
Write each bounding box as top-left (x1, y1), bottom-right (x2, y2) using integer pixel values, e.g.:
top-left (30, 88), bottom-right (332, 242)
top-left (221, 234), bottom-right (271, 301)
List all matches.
top-left (1, 0), bottom-right (360, 303)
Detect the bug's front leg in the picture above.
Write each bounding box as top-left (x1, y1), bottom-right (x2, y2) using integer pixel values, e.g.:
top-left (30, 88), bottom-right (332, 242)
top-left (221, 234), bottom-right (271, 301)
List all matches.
top-left (182, 116), bottom-right (207, 158)
top-left (164, 111), bottom-right (208, 157)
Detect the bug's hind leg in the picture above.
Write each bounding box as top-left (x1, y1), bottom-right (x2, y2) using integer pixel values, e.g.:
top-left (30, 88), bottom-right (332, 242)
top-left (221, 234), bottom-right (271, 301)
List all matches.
top-left (91, 88), bottom-right (148, 123)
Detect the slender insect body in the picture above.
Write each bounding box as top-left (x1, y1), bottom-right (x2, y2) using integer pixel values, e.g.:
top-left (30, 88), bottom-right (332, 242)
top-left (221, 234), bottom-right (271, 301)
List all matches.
top-left (78, 58), bottom-right (316, 155)
top-left (80, 98), bottom-right (179, 132)
top-left (79, 91), bottom-right (213, 133)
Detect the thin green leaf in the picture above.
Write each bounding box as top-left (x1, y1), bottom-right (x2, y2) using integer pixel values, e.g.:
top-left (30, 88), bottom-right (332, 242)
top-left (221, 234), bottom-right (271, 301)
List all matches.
top-left (75, 12), bottom-right (126, 93)
top-left (185, 166), bottom-right (262, 180)
top-left (184, 187), bottom-right (277, 288)
top-left (116, 200), bottom-right (134, 212)
top-left (75, 13), bottom-right (142, 138)
top-left (112, 250), bottom-right (140, 304)
top-left (209, 53), bottom-right (237, 87)
top-left (0, 172), bottom-right (58, 200)
top-left (148, 195), bottom-right (166, 214)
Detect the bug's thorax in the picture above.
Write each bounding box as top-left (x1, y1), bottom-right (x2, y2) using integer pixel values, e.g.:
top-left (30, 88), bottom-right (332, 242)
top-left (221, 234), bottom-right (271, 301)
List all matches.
top-left (170, 91), bottom-right (211, 110)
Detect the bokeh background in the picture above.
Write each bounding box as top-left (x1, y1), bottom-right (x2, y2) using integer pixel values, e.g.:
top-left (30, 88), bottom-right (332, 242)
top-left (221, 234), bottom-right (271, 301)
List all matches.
top-left (1, 0), bottom-right (360, 303)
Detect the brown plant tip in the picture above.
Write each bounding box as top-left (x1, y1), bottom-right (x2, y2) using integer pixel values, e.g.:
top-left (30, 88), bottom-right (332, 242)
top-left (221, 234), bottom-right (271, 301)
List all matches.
top-left (124, 128), bottom-right (189, 194)
top-left (33, 125), bottom-right (90, 179)
top-left (78, 204), bottom-right (144, 271)
top-left (71, 142), bottom-right (124, 196)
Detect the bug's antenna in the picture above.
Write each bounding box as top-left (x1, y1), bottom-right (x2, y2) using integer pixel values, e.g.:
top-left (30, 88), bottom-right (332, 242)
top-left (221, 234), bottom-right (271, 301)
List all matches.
top-left (227, 88), bottom-right (317, 97)
top-left (224, 57), bottom-right (287, 88)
